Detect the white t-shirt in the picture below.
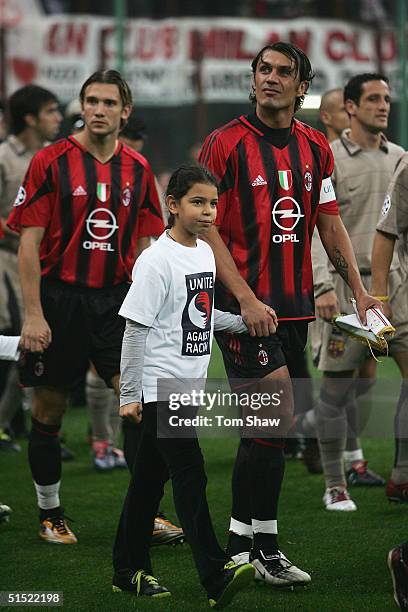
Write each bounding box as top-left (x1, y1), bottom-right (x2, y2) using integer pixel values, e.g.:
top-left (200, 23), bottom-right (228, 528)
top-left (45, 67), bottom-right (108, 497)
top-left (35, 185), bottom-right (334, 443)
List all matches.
top-left (119, 231), bottom-right (216, 403)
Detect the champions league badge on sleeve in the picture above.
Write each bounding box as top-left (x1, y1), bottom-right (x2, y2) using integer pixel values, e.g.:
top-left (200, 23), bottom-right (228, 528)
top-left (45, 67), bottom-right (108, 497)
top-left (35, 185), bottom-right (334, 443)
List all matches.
top-left (181, 272), bottom-right (214, 356)
top-left (382, 194), bottom-right (391, 216)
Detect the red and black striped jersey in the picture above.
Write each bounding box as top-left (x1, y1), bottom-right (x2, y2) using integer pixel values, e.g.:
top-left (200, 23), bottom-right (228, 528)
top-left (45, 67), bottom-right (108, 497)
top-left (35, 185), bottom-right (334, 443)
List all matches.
top-left (7, 136), bottom-right (164, 289)
top-left (199, 114), bottom-right (339, 321)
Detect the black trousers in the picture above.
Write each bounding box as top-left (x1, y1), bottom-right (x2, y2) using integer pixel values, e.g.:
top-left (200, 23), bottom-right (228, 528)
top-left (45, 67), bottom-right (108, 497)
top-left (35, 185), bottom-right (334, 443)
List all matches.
top-left (112, 402), bottom-right (227, 585)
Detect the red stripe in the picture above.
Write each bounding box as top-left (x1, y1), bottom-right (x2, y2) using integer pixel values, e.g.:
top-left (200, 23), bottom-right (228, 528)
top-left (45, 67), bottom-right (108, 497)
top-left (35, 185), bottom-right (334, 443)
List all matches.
top-left (277, 315), bottom-right (315, 321)
top-left (33, 425), bottom-right (60, 437)
top-left (253, 438), bottom-right (285, 448)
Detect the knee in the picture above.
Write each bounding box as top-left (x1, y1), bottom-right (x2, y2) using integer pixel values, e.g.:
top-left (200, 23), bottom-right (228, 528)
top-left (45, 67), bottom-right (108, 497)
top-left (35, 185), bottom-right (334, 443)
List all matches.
top-left (32, 387), bottom-right (67, 426)
top-left (168, 446), bottom-right (206, 481)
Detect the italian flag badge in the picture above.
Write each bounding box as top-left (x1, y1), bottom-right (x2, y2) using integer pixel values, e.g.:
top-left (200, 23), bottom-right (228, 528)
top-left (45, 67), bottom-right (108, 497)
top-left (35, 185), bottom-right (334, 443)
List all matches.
top-left (278, 170), bottom-right (292, 191)
top-left (96, 182), bottom-right (111, 202)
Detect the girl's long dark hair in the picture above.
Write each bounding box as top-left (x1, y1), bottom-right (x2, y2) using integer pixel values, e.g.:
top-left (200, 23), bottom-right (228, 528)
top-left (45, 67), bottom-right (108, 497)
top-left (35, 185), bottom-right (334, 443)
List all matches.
top-left (166, 163), bottom-right (219, 228)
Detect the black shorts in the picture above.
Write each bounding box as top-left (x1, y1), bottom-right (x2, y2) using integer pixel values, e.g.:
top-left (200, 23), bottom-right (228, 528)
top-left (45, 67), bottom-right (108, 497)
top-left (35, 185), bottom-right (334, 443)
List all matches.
top-left (19, 279), bottom-right (129, 390)
top-left (215, 321), bottom-right (309, 382)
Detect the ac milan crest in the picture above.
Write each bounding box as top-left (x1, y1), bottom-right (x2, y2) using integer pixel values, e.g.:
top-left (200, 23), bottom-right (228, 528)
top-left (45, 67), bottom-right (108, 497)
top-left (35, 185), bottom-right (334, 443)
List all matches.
top-left (304, 171), bottom-right (312, 192)
top-left (122, 187), bottom-right (131, 207)
top-left (258, 347), bottom-right (269, 366)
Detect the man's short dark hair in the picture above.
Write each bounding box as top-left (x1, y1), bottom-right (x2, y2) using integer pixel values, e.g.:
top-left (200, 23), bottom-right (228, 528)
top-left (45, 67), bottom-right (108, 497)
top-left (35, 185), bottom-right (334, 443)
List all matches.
top-left (8, 85), bottom-right (58, 135)
top-left (344, 73), bottom-right (389, 106)
top-left (249, 42), bottom-right (315, 113)
top-left (79, 70), bottom-right (133, 108)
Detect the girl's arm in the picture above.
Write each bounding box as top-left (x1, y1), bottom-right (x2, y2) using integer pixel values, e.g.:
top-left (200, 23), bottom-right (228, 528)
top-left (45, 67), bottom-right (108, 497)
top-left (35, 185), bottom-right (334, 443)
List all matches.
top-left (119, 319), bottom-right (149, 422)
top-left (214, 309), bottom-right (248, 334)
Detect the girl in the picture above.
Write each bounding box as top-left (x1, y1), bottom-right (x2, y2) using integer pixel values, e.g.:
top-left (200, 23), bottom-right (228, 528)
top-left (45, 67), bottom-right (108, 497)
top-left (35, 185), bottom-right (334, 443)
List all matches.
top-left (112, 164), bottom-right (255, 608)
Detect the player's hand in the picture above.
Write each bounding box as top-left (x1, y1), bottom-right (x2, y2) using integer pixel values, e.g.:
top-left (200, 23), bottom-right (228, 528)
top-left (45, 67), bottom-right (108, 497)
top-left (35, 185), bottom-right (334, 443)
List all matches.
top-left (120, 401), bottom-right (143, 424)
top-left (354, 292), bottom-right (384, 325)
top-left (240, 296), bottom-right (278, 337)
top-left (21, 314), bottom-right (51, 352)
top-left (315, 290), bottom-right (340, 322)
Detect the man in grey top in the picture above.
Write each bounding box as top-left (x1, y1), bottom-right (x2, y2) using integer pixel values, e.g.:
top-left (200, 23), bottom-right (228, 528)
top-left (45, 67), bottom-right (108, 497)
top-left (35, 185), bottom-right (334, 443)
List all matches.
top-left (0, 85), bottom-right (62, 449)
top-left (307, 87), bottom-right (384, 482)
top-left (309, 73), bottom-right (406, 511)
top-left (372, 153), bottom-right (408, 503)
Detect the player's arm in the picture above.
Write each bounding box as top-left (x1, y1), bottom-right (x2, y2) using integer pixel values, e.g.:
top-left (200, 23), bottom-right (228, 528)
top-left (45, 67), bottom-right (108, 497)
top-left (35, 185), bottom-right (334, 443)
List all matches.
top-left (203, 226), bottom-right (277, 337)
top-left (18, 226), bottom-right (51, 352)
top-left (371, 230), bottom-right (396, 297)
top-left (316, 213), bottom-right (381, 323)
top-left (371, 230), bottom-right (395, 319)
top-left (0, 166), bottom-right (18, 237)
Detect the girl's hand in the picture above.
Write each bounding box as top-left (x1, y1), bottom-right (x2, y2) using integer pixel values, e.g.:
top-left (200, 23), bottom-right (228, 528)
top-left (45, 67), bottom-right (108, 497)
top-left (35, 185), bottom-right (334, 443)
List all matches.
top-left (120, 402), bottom-right (143, 424)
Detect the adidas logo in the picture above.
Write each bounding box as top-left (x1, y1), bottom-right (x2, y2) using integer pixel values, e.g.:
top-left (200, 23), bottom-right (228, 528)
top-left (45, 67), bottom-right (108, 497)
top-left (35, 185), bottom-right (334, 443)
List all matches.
top-left (251, 175), bottom-right (267, 187)
top-left (72, 185), bottom-right (87, 196)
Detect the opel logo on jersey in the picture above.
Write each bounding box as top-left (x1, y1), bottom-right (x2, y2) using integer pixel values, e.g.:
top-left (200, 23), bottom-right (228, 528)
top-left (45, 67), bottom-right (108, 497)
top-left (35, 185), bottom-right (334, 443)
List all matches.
top-left (272, 197), bottom-right (304, 231)
top-left (86, 208), bottom-right (118, 240)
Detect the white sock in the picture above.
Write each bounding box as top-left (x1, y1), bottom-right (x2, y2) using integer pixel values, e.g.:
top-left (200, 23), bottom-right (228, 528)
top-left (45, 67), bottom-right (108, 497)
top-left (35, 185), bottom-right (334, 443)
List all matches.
top-left (343, 449), bottom-right (364, 469)
top-left (34, 481), bottom-right (60, 510)
top-left (229, 517), bottom-right (252, 537)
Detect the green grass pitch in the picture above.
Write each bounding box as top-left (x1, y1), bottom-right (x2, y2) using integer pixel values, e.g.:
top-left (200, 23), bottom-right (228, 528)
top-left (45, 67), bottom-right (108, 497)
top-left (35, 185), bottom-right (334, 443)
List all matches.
top-left (0, 346), bottom-right (406, 611)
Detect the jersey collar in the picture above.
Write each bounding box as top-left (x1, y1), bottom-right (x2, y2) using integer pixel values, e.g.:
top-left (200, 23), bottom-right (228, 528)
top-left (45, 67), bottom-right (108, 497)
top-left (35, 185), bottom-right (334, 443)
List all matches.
top-left (339, 128), bottom-right (389, 155)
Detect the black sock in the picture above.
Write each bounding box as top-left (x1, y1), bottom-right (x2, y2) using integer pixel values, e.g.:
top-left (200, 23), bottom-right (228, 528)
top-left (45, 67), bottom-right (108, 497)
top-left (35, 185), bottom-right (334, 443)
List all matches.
top-left (39, 506), bottom-right (62, 521)
top-left (226, 533), bottom-right (252, 557)
top-left (230, 439), bottom-right (252, 531)
top-left (29, 417), bottom-right (61, 485)
top-left (248, 440), bottom-right (284, 556)
top-left (253, 533), bottom-right (278, 555)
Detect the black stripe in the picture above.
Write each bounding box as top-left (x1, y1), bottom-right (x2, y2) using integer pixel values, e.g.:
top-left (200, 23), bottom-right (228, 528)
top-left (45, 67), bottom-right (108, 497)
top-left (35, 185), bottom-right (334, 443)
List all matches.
top-left (76, 152), bottom-right (97, 286)
top-left (102, 153), bottom-right (122, 286)
top-left (49, 154), bottom-right (73, 278)
top-left (219, 154), bottom-right (235, 196)
top-left (139, 193), bottom-right (163, 219)
top-left (25, 165), bottom-right (54, 208)
top-left (120, 160), bottom-right (144, 265)
top-left (288, 136), bottom-right (307, 314)
top-left (237, 140), bottom-right (260, 291)
top-left (199, 130), bottom-right (221, 168)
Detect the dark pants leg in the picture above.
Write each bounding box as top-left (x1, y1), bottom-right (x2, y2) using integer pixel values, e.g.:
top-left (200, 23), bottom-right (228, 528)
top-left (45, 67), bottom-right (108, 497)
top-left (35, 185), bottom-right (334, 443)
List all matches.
top-left (122, 417), bottom-right (144, 471)
top-left (113, 402), bottom-right (227, 585)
